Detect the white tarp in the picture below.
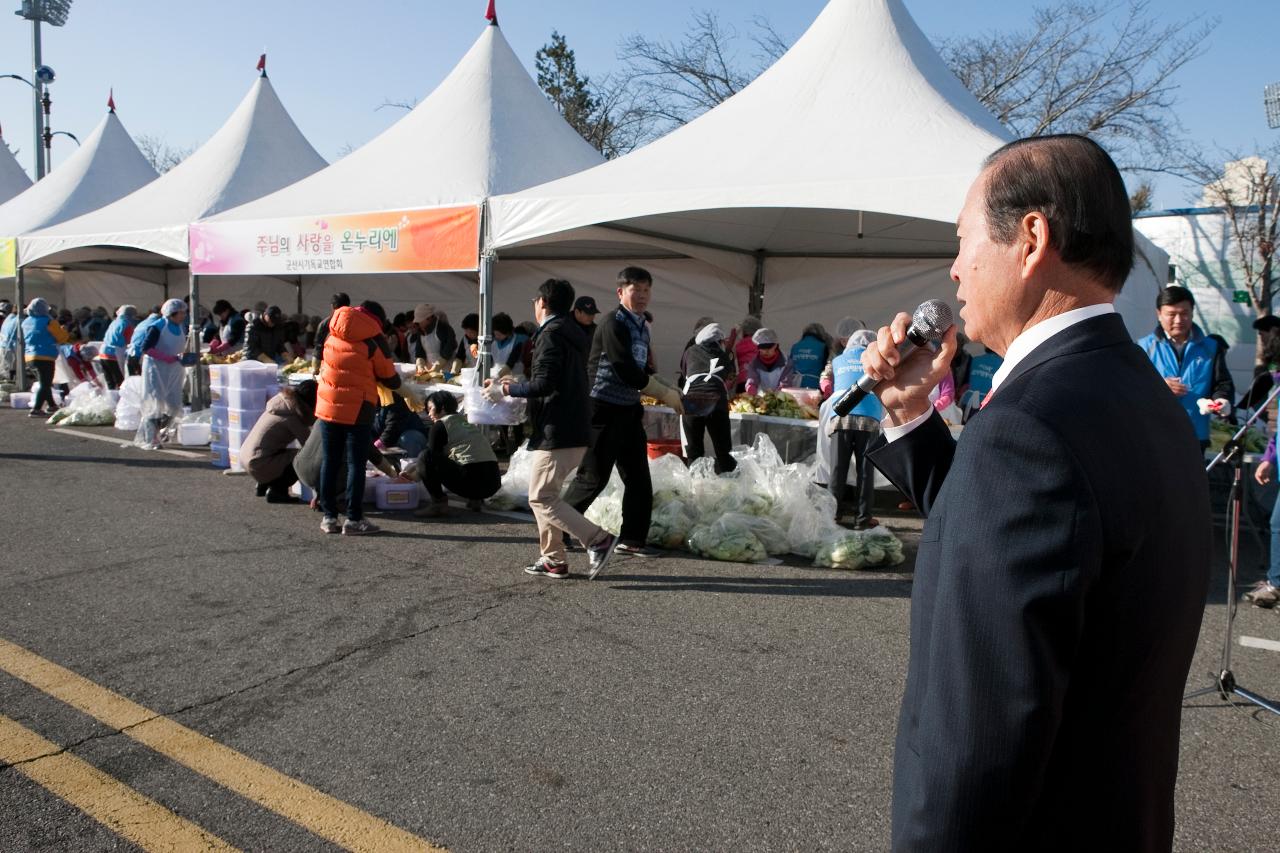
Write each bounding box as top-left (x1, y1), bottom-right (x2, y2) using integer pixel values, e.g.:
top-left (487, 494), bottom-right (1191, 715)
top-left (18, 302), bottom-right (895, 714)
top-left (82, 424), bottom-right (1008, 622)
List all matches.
top-left (203, 22), bottom-right (602, 228)
top-left (487, 0), bottom-right (1167, 343)
top-left (0, 134), bottom-right (31, 206)
top-left (19, 75), bottom-right (327, 266)
top-left (0, 108), bottom-right (157, 238)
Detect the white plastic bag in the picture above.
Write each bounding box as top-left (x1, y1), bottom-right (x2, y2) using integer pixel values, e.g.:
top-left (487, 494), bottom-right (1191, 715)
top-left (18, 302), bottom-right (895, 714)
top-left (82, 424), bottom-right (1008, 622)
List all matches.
top-left (114, 376), bottom-right (145, 432)
top-left (488, 442), bottom-right (536, 510)
top-left (686, 515), bottom-right (767, 563)
top-left (647, 497), bottom-right (693, 550)
top-left (584, 471), bottom-right (624, 535)
top-left (463, 385), bottom-right (527, 426)
top-left (47, 386), bottom-right (116, 427)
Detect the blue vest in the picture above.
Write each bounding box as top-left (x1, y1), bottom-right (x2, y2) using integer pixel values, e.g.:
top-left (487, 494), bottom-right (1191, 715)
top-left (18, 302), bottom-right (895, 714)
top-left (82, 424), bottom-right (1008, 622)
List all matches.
top-left (128, 316), bottom-right (164, 359)
top-left (788, 335), bottom-right (828, 389)
top-left (102, 316), bottom-right (135, 358)
top-left (961, 352), bottom-right (1003, 409)
top-left (1138, 327), bottom-right (1218, 441)
top-left (0, 314), bottom-right (17, 349)
top-left (22, 315), bottom-right (59, 359)
top-left (592, 308), bottom-right (650, 405)
top-left (831, 347), bottom-right (884, 419)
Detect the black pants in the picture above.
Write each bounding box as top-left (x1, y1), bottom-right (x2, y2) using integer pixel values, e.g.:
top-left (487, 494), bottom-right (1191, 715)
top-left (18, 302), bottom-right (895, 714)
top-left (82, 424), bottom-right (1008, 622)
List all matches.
top-left (319, 420), bottom-right (372, 521)
top-left (126, 356), bottom-right (141, 377)
top-left (417, 451), bottom-right (500, 501)
top-left (100, 359), bottom-right (124, 390)
top-left (263, 462), bottom-right (298, 496)
top-left (682, 407), bottom-right (737, 474)
top-left (563, 399), bottom-right (652, 546)
top-left (31, 360), bottom-right (56, 412)
top-left (830, 428), bottom-right (876, 526)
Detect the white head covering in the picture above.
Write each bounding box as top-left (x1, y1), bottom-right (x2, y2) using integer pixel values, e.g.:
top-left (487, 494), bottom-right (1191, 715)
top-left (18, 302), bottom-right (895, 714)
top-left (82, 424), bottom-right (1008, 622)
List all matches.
top-left (752, 327), bottom-right (780, 346)
top-left (695, 323), bottom-right (725, 345)
top-left (846, 329), bottom-right (877, 352)
top-left (26, 297), bottom-right (49, 317)
top-left (116, 304), bottom-right (137, 319)
top-left (161, 298), bottom-right (186, 318)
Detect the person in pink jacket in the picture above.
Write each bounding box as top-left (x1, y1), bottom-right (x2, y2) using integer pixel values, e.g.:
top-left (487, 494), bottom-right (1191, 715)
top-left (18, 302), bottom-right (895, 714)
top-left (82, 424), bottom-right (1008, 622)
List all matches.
top-left (734, 315), bottom-right (762, 393)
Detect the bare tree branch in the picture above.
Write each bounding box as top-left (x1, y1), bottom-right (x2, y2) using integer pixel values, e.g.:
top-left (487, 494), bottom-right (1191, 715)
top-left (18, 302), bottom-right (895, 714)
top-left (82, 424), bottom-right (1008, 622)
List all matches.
top-left (134, 134), bottom-right (194, 174)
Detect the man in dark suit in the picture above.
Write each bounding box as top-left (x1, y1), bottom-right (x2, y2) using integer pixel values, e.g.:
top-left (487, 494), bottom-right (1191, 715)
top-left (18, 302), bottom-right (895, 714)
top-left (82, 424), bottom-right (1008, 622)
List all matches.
top-left (863, 134), bottom-right (1210, 852)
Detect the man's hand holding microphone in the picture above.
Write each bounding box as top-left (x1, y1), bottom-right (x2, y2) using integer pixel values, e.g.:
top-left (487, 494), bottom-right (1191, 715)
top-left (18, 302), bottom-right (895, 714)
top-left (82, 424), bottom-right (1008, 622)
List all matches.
top-left (849, 300), bottom-right (958, 424)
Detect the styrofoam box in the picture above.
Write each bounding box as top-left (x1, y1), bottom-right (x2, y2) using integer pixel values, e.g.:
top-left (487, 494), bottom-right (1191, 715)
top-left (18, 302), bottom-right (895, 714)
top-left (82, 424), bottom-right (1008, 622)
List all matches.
top-left (210, 444), bottom-right (230, 469)
top-left (225, 425), bottom-right (254, 450)
top-left (207, 363), bottom-right (230, 388)
top-left (177, 422), bottom-right (211, 446)
top-left (225, 407), bottom-right (264, 429)
top-left (224, 386), bottom-right (267, 410)
top-left (375, 479), bottom-right (420, 511)
top-left (227, 362), bottom-right (276, 389)
top-left (9, 391), bottom-right (32, 409)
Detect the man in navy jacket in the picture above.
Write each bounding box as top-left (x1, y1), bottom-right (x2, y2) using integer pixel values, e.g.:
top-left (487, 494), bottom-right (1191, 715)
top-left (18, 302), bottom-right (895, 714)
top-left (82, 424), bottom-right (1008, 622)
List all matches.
top-left (863, 135), bottom-right (1210, 852)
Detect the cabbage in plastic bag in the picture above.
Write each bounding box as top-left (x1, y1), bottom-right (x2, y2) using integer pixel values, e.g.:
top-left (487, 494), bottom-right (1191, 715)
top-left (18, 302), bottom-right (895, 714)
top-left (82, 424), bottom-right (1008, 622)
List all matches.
top-left (723, 512), bottom-right (790, 556)
top-left (49, 387), bottom-right (116, 427)
top-left (647, 498), bottom-right (693, 550)
top-left (686, 516), bottom-right (767, 563)
top-left (649, 452), bottom-right (692, 499)
top-left (491, 442), bottom-right (535, 510)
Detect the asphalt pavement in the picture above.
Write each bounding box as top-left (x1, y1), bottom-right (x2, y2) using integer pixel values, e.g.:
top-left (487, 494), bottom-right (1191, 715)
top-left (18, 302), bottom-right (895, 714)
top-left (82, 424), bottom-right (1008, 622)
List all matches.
top-left (0, 409), bottom-right (1277, 851)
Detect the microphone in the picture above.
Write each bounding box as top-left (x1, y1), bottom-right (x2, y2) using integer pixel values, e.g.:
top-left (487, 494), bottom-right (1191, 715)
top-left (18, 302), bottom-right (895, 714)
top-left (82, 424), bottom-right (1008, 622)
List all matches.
top-left (832, 300), bottom-right (954, 417)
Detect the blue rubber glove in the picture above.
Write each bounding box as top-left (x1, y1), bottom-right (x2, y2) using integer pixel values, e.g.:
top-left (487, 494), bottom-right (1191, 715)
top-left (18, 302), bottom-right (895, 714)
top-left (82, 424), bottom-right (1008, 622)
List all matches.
top-left (180, 353), bottom-right (198, 366)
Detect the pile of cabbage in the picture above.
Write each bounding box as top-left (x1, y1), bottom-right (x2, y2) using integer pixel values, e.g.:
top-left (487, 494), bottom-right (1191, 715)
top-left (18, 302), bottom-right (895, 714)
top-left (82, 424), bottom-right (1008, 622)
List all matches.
top-left (48, 384), bottom-right (116, 427)
top-left (492, 434), bottom-right (905, 569)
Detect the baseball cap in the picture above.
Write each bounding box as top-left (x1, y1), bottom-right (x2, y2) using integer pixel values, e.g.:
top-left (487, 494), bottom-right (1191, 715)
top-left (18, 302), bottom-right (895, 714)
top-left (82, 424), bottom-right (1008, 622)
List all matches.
top-left (574, 296), bottom-right (600, 315)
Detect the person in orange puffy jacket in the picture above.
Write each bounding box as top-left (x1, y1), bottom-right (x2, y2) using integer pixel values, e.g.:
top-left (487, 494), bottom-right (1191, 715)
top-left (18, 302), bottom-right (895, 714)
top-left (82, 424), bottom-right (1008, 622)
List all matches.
top-left (315, 300), bottom-right (402, 536)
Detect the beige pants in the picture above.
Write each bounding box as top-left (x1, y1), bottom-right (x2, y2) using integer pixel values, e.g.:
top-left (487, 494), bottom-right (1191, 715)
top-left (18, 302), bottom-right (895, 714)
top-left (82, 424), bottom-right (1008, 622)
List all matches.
top-left (528, 447), bottom-right (603, 563)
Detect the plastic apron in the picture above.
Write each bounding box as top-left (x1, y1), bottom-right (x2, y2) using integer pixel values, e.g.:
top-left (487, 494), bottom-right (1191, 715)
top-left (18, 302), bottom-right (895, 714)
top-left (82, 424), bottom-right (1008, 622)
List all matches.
top-left (419, 327), bottom-right (443, 365)
top-left (135, 321), bottom-right (187, 447)
top-left (755, 362), bottom-right (786, 393)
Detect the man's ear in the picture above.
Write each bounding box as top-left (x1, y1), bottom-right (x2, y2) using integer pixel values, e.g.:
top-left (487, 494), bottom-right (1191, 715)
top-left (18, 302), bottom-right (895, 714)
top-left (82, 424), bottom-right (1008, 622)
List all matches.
top-left (1019, 211), bottom-right (1051, 280)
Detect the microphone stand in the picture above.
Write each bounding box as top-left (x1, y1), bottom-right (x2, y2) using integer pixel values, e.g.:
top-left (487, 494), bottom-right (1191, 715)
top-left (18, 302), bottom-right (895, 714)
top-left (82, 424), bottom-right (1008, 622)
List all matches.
top-left (1184, 381), bottom-right (1280, 716)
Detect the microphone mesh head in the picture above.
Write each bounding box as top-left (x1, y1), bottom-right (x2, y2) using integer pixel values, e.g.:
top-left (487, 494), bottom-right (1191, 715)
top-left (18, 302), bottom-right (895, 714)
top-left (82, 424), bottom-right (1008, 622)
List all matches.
top-left (912, 300), bottom-right (954, 340)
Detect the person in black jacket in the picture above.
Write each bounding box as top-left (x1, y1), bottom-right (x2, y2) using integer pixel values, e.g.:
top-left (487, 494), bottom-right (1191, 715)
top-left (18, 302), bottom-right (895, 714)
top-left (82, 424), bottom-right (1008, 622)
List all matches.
top-left (561, 267), bottom-right (684, 561)
top-left (862, 134), bottom-right (1209, 851)
top-left (209, 299), bottom-right (246, 354)
top-left (680, 322), bottom-right (737, 474)
top-left (243, 305), bottom-right (288, 364)
top-left (491, 278), bottom-right (621, 579)
top-left (407, 303), bottom-right (458, 370)
top-left (312, 292), bottom-right (349, 365)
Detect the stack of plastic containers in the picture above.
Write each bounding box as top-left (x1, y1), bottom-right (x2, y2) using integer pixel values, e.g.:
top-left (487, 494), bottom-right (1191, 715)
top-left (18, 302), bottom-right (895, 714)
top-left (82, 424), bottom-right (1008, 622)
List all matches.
top-left (209, 361), bottom-right (278, 470)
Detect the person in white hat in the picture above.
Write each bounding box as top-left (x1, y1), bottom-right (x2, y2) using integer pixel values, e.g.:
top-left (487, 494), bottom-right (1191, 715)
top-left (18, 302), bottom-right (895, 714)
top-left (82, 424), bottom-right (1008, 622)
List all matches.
top-left (744, 327), bottom-right (793, 395)
top-left (134, 298), bottom-right (194, 448)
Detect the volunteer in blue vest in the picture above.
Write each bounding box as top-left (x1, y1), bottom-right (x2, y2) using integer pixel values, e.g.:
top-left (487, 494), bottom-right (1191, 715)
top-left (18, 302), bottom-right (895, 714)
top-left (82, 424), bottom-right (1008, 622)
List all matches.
top-left (97, 304), bottom-right (138, 390)
top-left (21, 298), bottom-right (71, 418)
top-left (958, 345), bottom-right (1004, 423)
top-left (134, 298), bottom-right (197, 449)
top-left (563, 266), bottom-right (684, 559)
top-left (827, 329), bottom-right (882, 529)
top-left (788, 323), bottom-right (833, 390)
top-left (1137, 285), bottom-right (1234, 450)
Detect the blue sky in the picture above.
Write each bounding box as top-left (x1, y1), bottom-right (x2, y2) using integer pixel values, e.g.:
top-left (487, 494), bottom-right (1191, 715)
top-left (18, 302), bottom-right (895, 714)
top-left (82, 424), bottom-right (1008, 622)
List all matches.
top-left (0, 1), bottom-right (1273, 210)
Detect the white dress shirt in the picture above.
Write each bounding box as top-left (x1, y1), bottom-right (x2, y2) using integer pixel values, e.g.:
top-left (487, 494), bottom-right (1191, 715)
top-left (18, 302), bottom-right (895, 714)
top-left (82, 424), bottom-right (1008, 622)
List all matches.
top-left (883, 303), bottom-right (1116, 443)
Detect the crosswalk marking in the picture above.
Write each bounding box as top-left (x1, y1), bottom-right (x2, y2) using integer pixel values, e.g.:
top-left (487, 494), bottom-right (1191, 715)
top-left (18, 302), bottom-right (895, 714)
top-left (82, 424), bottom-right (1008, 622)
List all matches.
top-left (0, 637), bottom-right (445, 852)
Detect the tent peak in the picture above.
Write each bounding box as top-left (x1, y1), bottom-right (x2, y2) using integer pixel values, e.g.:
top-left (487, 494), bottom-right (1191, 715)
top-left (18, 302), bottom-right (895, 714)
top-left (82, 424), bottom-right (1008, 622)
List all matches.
top-left (485, 0), bottom-right (497, 26)
top-left (256, 53), bottom-right (267, 78)
top-left (107, 88), bottom-right (115, 113)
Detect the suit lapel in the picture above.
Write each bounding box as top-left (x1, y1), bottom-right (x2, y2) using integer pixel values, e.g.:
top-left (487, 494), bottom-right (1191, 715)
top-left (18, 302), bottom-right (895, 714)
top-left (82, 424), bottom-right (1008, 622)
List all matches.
top-left (996, 313), bottom-right (1132, 398)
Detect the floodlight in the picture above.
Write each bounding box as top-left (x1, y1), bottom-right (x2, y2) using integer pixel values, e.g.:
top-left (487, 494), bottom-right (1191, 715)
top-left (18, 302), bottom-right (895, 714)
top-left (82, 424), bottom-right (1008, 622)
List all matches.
top-left (15, 0), bottom-right (73, 26)
top-left (1266, 82), bottom-right (1280, 130)
top-left (34, 64), bottom-right (54, 84)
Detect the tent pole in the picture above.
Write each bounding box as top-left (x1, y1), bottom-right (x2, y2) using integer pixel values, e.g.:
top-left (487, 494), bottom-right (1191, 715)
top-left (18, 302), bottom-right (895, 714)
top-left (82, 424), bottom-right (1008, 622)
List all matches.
top-left (749, 250), bottom-right (766, 317)
top-left (188, 271), bottom-right (206, 409)
top-left (477, 249), bottom-right (495, 382)
top-left (296, 276), bottom-right (303, 316)
top-left (14, 266), bottom-right (26, 391)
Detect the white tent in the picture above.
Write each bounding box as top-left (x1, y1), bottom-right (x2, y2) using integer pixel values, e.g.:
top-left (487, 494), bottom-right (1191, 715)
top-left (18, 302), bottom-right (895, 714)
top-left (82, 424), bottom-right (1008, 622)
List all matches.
top-left (17, 72), bottom-right (328, 313)
top-left (193, 19), bottom-right (639, 362)
top-left (0, 105), bottom-right (157, 238)
top-left (0, 130), bottom-right (32, 206)
top-left (488, 0), bottom-right (1167, 351)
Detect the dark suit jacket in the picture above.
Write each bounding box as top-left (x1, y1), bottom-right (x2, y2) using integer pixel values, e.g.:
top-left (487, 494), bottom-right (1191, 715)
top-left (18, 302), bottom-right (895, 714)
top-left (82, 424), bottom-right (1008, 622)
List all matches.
top-left (869, 313), bottom-right (1210, 852)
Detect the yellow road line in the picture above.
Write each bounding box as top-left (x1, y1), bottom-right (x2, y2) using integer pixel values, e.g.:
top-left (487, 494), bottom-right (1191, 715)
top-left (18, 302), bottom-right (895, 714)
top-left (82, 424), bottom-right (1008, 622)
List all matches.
top-left (0, 713), bottom-right (237, 852)
top-left (0, 637), bottom-right (444, 853)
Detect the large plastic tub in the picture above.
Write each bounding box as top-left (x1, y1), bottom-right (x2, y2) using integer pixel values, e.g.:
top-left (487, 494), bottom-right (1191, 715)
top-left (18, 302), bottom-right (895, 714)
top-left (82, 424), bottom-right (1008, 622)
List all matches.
top-left (227, 361), bottom-right (276, 389)
top-left (224, 386), bottom-right (267, 410)
top-left (375, 479), bottom-right (420, 511)
top-left (178, 422), bottom-right (211, 446)
top-left (207, 363), bottom-right (230, 388)
top-left (225, 407), bottom-right (264, 429)
top-left (210, 443), bottom-right (230, 469)
top-left (9, 391), bottom-right (32, 409)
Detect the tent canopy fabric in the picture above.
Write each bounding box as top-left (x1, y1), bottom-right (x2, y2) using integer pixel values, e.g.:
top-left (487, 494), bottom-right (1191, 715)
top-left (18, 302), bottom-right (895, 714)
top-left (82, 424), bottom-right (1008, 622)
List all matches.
top-left (0, 109), bottom-right (158, 238)
top-left (205, 22), bottom-right (603, 226)
top-left (486, 0), bottom-right (1167, 342)
top-left (0, 135), bottom-right (32, 206)
top-left (18, 75), bottom-right (327, 267)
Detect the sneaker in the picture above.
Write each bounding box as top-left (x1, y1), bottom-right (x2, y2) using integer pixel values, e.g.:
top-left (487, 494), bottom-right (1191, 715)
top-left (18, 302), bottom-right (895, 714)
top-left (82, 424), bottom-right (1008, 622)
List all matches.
top-left (27, 410), bottom-right (48, 419)
top-left (524, 556), bottom-right (569, 579)
top-left (342, 518), bottom-right (380, 536)
top-left (320, 516), bottom-right (341, 534)
top-left (615, 542), bottom-right (660, 558)
top-left (414, 498), bottom-right (451, 518)
top-left (587, 533), bottom-right (619, 580)
top-left (1243, 581), bottom-right (1280, 609)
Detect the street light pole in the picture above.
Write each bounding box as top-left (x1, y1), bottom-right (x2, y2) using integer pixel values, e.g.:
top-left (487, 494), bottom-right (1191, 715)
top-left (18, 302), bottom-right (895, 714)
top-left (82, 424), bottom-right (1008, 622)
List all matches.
top-left (30, 15), bottom-right (43, 178)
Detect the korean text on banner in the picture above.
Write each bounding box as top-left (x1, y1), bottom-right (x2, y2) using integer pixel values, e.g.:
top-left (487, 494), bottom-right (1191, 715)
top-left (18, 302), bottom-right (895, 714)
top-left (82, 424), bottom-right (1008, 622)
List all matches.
top-left (0, 238), bottom-right (14, 278)
top-left (188, 206), bottom-right (481, 276)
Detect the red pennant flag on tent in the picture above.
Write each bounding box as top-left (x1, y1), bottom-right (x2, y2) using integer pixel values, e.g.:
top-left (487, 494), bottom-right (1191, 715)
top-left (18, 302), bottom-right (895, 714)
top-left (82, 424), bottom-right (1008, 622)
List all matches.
top-left (256, 53), bottom-right (266, 74)
top-left (485, 0), bottom-right (497, 25)
top-left (107, 88), bottom-right (115, 112)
